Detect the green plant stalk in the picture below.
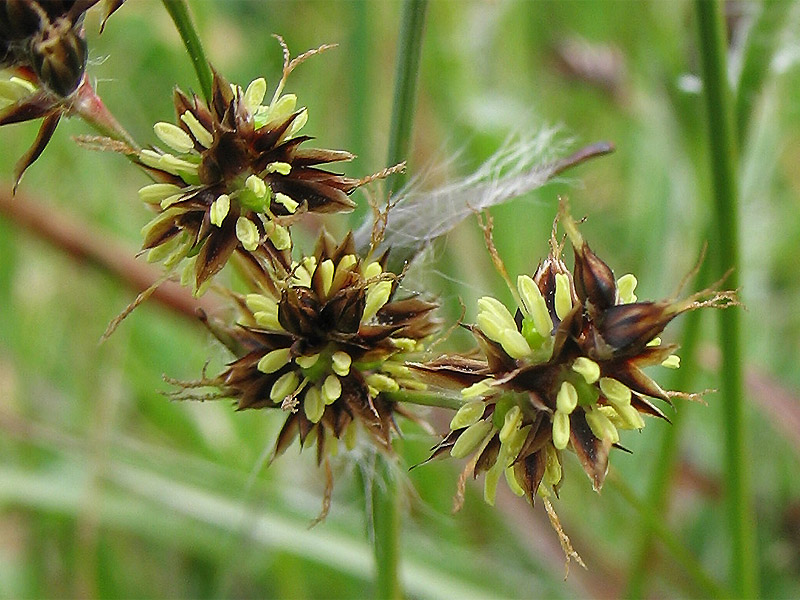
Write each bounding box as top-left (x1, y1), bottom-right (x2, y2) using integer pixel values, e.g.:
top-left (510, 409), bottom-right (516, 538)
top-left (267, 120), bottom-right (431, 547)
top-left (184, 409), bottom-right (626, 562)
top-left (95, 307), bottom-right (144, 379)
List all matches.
top-left (370, 2), bottom-right (428, 598)
top-left (695, 1), bottom-right (758, 597)
top-left (609, 469), bottom-right (729, 599)
top-left (385, 0), bottom-right (429, 192)
top-left (162, 0), bottom-right (213, 104)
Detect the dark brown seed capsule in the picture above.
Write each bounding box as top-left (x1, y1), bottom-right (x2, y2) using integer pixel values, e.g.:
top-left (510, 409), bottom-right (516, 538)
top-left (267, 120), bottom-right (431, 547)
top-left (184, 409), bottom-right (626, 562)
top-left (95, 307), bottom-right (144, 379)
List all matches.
top-left (30, 17), bottom-right (87, 96)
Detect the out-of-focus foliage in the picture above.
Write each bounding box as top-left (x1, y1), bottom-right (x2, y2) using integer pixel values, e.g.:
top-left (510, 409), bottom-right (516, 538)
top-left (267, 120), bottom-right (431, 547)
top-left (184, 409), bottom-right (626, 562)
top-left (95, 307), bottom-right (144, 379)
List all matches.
top-left (1, 1), bottom-right (799, 598)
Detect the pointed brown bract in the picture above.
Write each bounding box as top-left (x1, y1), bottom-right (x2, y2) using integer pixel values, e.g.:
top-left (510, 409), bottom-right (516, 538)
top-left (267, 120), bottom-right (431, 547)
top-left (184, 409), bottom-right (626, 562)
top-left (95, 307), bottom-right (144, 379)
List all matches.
top-left (415, 200), bottom-right (737, 507)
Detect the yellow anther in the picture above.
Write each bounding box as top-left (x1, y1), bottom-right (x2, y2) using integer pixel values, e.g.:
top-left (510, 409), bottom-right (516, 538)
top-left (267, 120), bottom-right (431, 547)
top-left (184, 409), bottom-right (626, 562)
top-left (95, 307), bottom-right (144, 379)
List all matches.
top-left (517, 275), bottom-right (553, 337)
top-left (257, 348), bottom-right (291, 374)
top-left (363, 261), bottom-right (383, 280)
top-left (209, 194), bottom-right (230, 227)
top-left (585, 408), bottom-right (620, 444)
top-left (554, 273), bottom-right (573, 320)
top-left (270, 371), bottom-right (299, 402)
top-left (287, 107), bottom-right (308, 137)
top-left (476, 311), bottom-right (506, 344)
top-left (245, 174), bottom-right (268, 199)
top-left (390, 337), bottom-right (417, 352)
top-left (450, 420), bottom-right (493, 459)
top-left (499, 405), bottom-right (522, 443)
top-left (138, 183), bottom-right (182, 204)
top-left (295, 354), bottom-right (319, 369)
top-left (243, 77), bottom-right (267, 112)
top-left (498, 328), bottom-right (532, 359)
top-left (331, 351), bottom-right (351, 376)
top-left (318, 259), bottom-right (335, 297)
top-left (617, 273), bottom-right (638, 304)
top-left (275, 192), bottom-right (298, 213)
top-left (269, 224), bottom-right (291, 251)
top-left (477, 296), bottom-right (517, 331)
top-left (505, 466), bottom-right (526, 497)
top-left (572, 356), bottom-right (600, 384)
top-left (599, 377), bottom-right (632, 406)
top-left (304, 386), bottom-right (325, 423)
top-left (268, 94), bottom-right (297, 122)
top-left (552, 410), bottom-right (571, 450)
top-left (246, 294), bottom-right (277, 314)
top-left (462, 380), bottom-right (492, 398)
top-left (266, 161), bottom-right (292, 175)
top-left (647, 336), bottom-right (662, 347)
top-left (661, 355), bottom-right (680, 369)
top-left (449, 399), bottom-right (485, 430)
top-left (556, 381), bottom-right (578, 414)
top-left (362, 280), bottom-right (392, 322)
top-left (180, 111), bottom-right (213, 148)
top-left (543, 443), bottom-right (562, 486)
top-left (235, 217), bottom-right (260, 251)
top-left (154, 121), bottom-right (194, 154)
top-left (321, 375), bottom-right (342, 405)
top-left (365, 373), bottom-right (399, 393)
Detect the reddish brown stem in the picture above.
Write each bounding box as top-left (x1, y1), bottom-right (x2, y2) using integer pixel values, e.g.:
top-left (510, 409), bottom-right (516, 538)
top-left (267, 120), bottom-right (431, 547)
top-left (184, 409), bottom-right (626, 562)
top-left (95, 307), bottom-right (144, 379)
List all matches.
top-left (0, 187), bottom-right (220, 320)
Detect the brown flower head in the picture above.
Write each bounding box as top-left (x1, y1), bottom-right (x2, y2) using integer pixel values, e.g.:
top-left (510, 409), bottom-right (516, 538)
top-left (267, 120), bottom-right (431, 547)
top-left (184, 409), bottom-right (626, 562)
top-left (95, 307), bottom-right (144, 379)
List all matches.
top-left (414, 200), bottom-right (736, 506)
top-left (0, 0), bottom-right (123, 187)
top-left (137, 39), bottom-right (373, 293)
top-left (197, 230), bottom-right (439, 466)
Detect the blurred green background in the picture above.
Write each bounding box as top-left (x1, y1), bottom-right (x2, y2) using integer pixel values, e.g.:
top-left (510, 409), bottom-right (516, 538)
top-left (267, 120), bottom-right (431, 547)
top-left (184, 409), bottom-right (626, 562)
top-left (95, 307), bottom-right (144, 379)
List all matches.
top-left (1, 1), bottom-right (799, 598)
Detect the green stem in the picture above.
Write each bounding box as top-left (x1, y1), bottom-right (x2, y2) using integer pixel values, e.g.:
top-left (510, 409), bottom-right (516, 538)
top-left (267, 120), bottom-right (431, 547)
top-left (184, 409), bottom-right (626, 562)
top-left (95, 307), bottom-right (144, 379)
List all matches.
top-left (385, 0), bottom-right (429, 193)
top-left (384, 390), bottom-right (464, 411)
top-left (162, 0), bottom-right (213, 104)
top-left (695, 2), bottom-right (758, 597)
top-left (370, 3), bottom-right (428, 598)
top-left (609, 469), bottom-right (730, 599)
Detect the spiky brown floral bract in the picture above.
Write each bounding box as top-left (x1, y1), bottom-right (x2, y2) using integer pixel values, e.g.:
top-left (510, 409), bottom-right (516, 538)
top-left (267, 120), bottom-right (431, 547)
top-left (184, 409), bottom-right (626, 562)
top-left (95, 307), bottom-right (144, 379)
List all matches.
top-left (207, 231), bottom-right (439, 464)
top-left (0, 0), bottom-right (123, 188)
top-left (138, 46), bottom-right (364, 294)
top-left (414, 202), bottom-right (736, 506)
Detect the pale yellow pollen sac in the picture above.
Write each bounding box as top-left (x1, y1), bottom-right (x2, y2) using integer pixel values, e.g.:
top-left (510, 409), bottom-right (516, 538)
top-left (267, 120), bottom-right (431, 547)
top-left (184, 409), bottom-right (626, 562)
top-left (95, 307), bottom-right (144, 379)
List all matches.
top-left (138, 149), bottom-right (165, 170)
top-left (449, 399), bottom-right (485, 430)
top-left (556, 381), bottom-right (579, 414)
top-left (138, 183), bottom-right (182, 204)
top-left (363, 261), bottom-right (383, 280)
top-left (477, 297), bottom-right (518, 332)
top-left (450, 419), bottom-right (493, 459)
top-left (365, 373), bottom-right (399, 393)
top-left (554, 273), bottom-right (573, 320)
top-left (270, 371), bottom-right (300, 403)
top-left (275, 192), bottom-right (299, 213)
top-left (475, 311), bottom-right (506, 344)
top-left (617, 273), bottom-right (638, 304)
top-left (257, 348), bottom-right (291, 374)
top-left (243, 77), bottom-right (267, 113)
top-left (266, 161), bottom-right (292, 176)
top-left (462, 379), bottom-right (493, 398)
top-left (154, 121), bottom-right (195, 154)
top-left (235, 217), bottom-right (260, 251)
top-left (504, 466), bottom-right (526, 497)
top-left (543, 443), bottom-right (562, 487)
top-left (390, 337), bottom-right (417, 352)
top-left (647, 337), bottom-right (662, 347)
top-left (331, 254), bottom-right (358, 291)
top-left (295, 354), bottom-right (319, 369)
top-left (599, 377), bottom-right (632, 406)
top-left (321, 374), bottom-right (342, 405)
top-left (661, 355), bottom-right (680, 369)
top-left (269, 224), bottom-right (292, 251)
top-left (246, 293), bottom-right (277, 314)
top-left (268, 94), bottom-right (297, 123)
top-left (286, 107), bottom-right (308, 138)
top-left (517, 275), bottom-right (553, 337)
top-left (331, 351), bottom-right (351, 377)
top-left (499, 405), bottom-right (522, 443)
top-left (209, 194), bottom-right (230, 227)
top-left (304, 386), bottom-right (325, 424)
top-left (362, 280), bottom-right (393, 323)
top-left (499, 328), bottom-right (532, 360)
top-left (572, 356), bottom-right (600, 384)
top-left (318, 259), bottom-right (335, 298)
top-left (552, 410), bottom-right (571, 450)
top-left (158, 153), bottom-right (200, 179)
top-left (609, 403), bottom-right (645, 430)
top-left (585, 408), bottom-right (620, 444)
top-left (180, 111), bottom-right (213, 148)
top-left (245, 174), bottom-right (268, 199)
top-left (159, 193), bottom-right (184, 210)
